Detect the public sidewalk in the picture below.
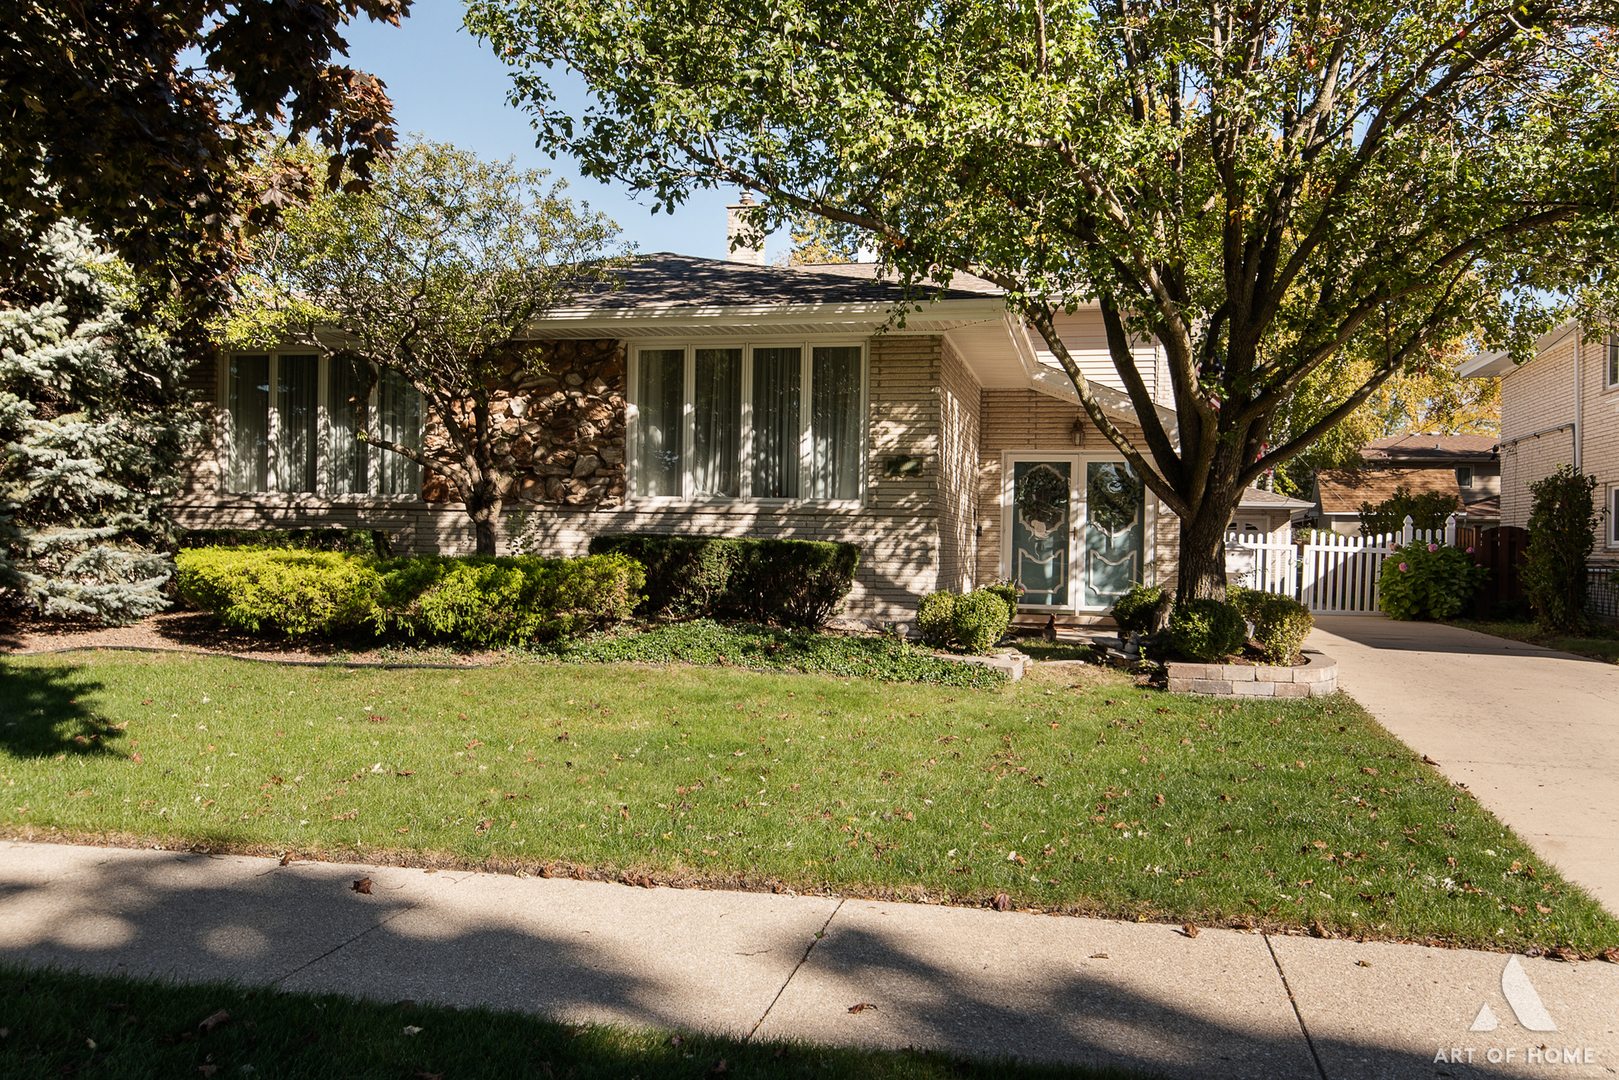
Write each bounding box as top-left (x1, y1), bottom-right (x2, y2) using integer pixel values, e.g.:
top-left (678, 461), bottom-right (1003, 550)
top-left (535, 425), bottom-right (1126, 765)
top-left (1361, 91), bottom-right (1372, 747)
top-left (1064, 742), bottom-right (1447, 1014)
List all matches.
top-left (1308, 618), bottom-right (1619, 916)
top-left (3, 841), bottom-right (1617, 1079)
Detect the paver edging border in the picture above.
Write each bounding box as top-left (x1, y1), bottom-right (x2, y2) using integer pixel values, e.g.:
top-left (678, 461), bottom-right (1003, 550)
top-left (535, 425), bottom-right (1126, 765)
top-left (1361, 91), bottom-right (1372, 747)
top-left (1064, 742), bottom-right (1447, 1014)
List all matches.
top-left (1165, 648), bottom-right (1337, 698)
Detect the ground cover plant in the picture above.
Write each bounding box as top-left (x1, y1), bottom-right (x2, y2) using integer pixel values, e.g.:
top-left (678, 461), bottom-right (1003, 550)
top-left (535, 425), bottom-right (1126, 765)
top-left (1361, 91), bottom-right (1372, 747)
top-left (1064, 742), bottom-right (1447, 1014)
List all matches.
top-left (0, 964), bottom-right (1142, 1080)
top-left (1443, 620), bottom-right (1619, 666)
top-left (1, 652), bottom-right (1614, 955)
top-left (544, 620), bottom-right (1007, 688)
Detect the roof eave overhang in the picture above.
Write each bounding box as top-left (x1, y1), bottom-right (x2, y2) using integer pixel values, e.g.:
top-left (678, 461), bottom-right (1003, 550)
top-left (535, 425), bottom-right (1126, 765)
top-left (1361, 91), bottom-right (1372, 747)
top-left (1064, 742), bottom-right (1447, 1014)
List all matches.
top-left (517, 298), bottom-right (1010, 338)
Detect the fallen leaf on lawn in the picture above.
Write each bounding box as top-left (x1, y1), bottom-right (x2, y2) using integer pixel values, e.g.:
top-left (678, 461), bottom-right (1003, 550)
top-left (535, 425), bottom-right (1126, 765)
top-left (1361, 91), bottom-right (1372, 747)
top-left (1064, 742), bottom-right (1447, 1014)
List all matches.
top-left (403, 1025), bottom-right (423, 1035)
top-left (351, 877), bottom-right (373, 895)
top-left (197, 1009), bottom-right (230, 1034)
top-left (1181, 923), bottom-right (1199, 938)
top-left (707, 1060), bottom-right (729, 1076)
top-left (396, 770), bottom-right (415, 777)
top-left (1537, 903), bottom-right (1553, 914)
top-left (991, 892), bottom-right (1011, 911)
top-left (1422, 754), bottom-right (1440, 766)
top-left (669, 1034), bottom-right (684, 1047)
top-left (1552, 946), bottom-right (1582, 962)
top-left (1356, 960), bottom-right (1372, 968)
top-left (1309, 920), bottom-right (1333, 939)
top-left (1359, 767), bottom-right (1378, 776)
top-left (279, 852), bottom-right (297, 866)
top-left (847, 1003), bottom-right (877, 1013)
top-left (1599, 948), bottom-right (1619, 963)
top-left (475, 820), bottom-right (493, 834)
top-left (1089, 953), bottom-right (1109, 959)
top-left (332, 810), bottom-right (357, 821)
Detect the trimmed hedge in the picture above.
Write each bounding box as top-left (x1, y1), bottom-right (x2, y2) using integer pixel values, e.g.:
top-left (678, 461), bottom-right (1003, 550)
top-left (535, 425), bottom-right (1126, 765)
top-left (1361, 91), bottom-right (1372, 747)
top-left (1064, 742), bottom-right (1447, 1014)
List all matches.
top-left (176, 528), bottom-right (392, 557)
top-left (1252, 595), bottom-right (1314, 664)
top-left (1167, 598), bottom-right (1247, 662)
top-left (586, 534), bottom-right (858, 628)
top-left (175, 547), bottom-right (643, 644)
top-left (913, 588), bottom-right (1012, 655)
top-left (916, 591), bottom-right (956, 647)
top-left (1110, 584), bottom-right (1166, 635)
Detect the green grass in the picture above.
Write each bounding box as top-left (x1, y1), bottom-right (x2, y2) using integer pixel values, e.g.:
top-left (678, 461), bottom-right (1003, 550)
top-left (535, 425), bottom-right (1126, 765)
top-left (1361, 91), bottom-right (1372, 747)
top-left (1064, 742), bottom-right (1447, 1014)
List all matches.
top-left (1011, 641), bottom-right (1100, 663)
top-left (1445, 619), bottom-right (1619, 664)
top-left (0, 964), bottom-right (1144, 1080)
top-left (2, 650), bottom-right (1614, 954)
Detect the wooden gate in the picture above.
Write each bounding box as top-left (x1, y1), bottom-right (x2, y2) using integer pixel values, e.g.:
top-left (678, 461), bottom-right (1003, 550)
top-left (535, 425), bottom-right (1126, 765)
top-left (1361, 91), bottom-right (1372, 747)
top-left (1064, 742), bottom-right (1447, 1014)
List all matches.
top-left (1469, 526), bottom-right (1528, 618)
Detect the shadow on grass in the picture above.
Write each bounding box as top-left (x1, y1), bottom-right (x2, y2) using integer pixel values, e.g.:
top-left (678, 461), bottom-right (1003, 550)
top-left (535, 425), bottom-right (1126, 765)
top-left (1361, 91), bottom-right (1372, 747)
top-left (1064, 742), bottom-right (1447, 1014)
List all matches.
top-left (0, 662), bottom-right (122, 760)
top-left (0, 845), bottom-right (1465, 1079)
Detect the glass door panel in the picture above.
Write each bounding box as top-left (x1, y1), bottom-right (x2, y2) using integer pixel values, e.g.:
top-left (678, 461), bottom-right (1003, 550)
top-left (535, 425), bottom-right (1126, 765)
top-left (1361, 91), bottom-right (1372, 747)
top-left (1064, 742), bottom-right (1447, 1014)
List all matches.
top-left (1083, 461), bottom-right (1145, 607)
top-left (1011, 460), bottom-right (1072, 606)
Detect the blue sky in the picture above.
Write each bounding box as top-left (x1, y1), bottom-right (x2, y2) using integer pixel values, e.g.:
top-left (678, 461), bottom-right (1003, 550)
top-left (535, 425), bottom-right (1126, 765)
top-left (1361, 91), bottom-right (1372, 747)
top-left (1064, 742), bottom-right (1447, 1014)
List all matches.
top-left (341, 0), bottom-right (761, 261)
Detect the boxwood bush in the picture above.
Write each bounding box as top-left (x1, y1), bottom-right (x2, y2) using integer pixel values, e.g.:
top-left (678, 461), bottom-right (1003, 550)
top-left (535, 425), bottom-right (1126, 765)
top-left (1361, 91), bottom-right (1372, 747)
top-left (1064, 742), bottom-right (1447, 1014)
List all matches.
top-left (916, 591), bottom-right (957, 647)
top-left (951, 590), bottom-right (1012, 654)
top-left (1251, 594), bottom-right (1314, 664)
top-left (175, 548), bottom-right (643, 644)
top-left (1110, 583), bottom-right (1166, 635)
top-left (587, 535), bottom-right (858, 627)
top-left (1167, 598), bottom-right (1247, 662)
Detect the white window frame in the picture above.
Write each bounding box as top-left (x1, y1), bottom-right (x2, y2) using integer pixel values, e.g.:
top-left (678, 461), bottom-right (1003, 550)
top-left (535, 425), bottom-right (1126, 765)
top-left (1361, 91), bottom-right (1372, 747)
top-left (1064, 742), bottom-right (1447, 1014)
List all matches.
top-left (1456, 465), bottom-right (1474, 490)
top-left (217, 352), bottom-right (423, 501)
top-left (1606, 333), bottom-right (1619, 391)
top-left (625, 337), bottom-right (869, 507)
top-left (999, 450), bottom-right (1158, 614)
top-left (1608, 484), bottom-right (1619, 550)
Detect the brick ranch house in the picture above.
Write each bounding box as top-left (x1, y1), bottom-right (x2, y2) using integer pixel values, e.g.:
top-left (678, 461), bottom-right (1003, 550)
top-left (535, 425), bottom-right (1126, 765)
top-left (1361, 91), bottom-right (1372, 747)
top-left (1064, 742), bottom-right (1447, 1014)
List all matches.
top-left (169, 213), bottom-right (1295, 624)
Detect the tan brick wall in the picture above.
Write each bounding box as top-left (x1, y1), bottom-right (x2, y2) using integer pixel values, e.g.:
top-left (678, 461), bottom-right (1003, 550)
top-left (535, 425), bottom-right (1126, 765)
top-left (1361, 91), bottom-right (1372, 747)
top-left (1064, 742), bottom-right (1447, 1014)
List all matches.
top-left (936, 338), bottom-right (982, 593)
top-left (977, 390), bottom-right (1179, 614)
top-left (1582, 334), bottom-right (1619, 561)
top-left (1499, 333), bottom-right (1578, 530)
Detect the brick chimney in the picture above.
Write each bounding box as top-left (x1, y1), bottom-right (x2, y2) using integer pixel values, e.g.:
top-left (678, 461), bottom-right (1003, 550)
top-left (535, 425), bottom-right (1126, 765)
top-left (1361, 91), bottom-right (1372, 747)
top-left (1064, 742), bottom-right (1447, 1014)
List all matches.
top-left (725, 192), bottom-right (765, 265)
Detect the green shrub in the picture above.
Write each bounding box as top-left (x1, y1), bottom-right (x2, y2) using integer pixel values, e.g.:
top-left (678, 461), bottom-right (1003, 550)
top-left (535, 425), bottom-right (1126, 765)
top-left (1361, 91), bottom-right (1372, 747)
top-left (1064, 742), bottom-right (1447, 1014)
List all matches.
top-left (1224, 585), bottom-right (1263, 624)
top-left (951, 589), bottom-right (1012, 654)
top-left (916, 591), bottom-right (957, 647)
top-left (1377, 542), bottom-right (1487, 621)
top-left (1251, 595), bottom-right (1314, 664)
top-left (1357, 485), bottom-right (1461, 537)
top-left (1111, 583), bottom-right (1166, 635)
top-left (1167, 598), bottom-right (1246, 662)
top-left (1523, 465), bottom-right (1601, 633)
top-left (587, 535), bottom-right (858, 627)
top-left (176, 528), bottom-right (391, 557)
top-left (176, 547), bottom-right (643, 644)
top-left (388, 553), bottom-right (645, 645)
top-left (174, 548), bottom-right (385, 637)
top-left (980, 580), bottom-right (1021, 623)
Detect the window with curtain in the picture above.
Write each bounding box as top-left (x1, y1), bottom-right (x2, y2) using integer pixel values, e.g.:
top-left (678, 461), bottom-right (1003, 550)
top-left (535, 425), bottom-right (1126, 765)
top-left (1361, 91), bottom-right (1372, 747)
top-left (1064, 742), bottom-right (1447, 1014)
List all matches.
top-left (634, 348), bottom-right (684, 498)
top-left (809, 346), bottom-right (862, 500)
top-left (228, 355), bottom-right (270, 491)
top-left (276, 354), bottom-right (318, 493)
top-left (632, 341), bottom-right (863, 502)
top-left (692, 347), bottom-right (742, 497)
top-left (225, 352), bottom-right (422, 497)
top-left (751, 346), bottom-right (802, 499)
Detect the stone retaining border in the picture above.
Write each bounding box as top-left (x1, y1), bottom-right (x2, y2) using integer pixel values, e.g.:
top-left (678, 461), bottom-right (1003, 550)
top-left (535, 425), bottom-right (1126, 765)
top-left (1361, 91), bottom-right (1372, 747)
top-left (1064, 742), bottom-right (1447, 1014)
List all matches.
top-left (1166, 649), bottom-right (1337, 697)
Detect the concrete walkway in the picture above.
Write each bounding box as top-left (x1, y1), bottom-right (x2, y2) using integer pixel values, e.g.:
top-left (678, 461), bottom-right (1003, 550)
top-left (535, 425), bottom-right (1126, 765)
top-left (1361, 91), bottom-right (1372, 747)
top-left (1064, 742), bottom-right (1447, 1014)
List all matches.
top-left (1308, 618), bottom-right (1619, 916)
top-left (3, 841), bottom-right (1617, 1079)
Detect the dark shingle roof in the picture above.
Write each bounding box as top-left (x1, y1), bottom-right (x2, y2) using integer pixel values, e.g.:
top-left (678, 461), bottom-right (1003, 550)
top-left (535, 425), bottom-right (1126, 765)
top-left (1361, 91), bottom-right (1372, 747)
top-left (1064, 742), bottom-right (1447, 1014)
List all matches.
top-left (1361, 434), bottom-right (1497, 462)
top-left (571, 253), bottom-right (1004, 310)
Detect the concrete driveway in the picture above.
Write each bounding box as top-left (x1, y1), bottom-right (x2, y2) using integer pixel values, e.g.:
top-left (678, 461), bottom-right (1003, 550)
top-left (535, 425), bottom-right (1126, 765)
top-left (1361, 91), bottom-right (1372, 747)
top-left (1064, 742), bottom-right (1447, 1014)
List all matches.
top-left (1309, 616), bottom-right (1619, 914)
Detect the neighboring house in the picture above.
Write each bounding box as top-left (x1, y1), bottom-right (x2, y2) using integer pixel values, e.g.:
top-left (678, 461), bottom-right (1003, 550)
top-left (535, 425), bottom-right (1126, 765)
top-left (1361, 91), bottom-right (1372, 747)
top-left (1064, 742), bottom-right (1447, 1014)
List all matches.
top-left (1461, 324), bottom-right (1619, 567)
top-left (1229, 488), bottom-right (1314, 542)
top-left (1308, 434), bottom-right (1499, 536)
top-left (170, 204), bottom-right (1187, 624)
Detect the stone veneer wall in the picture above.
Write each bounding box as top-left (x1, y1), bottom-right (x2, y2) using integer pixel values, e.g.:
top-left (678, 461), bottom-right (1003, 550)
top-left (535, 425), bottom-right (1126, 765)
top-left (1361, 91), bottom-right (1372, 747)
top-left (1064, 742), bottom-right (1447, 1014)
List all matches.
top-left (977, 389), bottom-right (1180, 616)
top-left (168, 334), bottom-right (963, 622)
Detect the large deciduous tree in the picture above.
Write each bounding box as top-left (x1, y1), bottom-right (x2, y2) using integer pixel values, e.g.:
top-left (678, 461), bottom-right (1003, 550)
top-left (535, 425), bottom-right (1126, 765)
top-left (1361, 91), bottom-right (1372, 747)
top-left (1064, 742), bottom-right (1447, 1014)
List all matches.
top-left (222, 141), bottom-right (626, 555)
top-left (467, 0), bottom-right (1619, 602)
top-left (0, 0), bottom-right (408, 314)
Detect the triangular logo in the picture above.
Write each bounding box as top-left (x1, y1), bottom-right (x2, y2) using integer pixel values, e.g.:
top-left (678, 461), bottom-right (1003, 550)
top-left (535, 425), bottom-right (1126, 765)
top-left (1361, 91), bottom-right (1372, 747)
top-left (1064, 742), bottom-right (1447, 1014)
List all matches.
top-left (1501, 956), bottom-right (1556, 1031)
top-left (1466, 957), bottom-right (1557, 1032)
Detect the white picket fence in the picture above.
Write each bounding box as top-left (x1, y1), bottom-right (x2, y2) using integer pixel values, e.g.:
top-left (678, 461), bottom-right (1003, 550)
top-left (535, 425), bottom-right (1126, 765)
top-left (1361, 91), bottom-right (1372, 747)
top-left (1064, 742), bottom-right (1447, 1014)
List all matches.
top-left (1224, 515), bottom-right (1458, 616)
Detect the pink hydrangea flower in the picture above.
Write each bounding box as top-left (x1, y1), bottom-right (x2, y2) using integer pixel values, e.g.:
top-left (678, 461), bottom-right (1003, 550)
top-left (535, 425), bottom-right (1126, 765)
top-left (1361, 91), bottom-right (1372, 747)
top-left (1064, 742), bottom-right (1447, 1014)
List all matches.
top-left (1398, 562), bottom-right (1409, 572)
top-left (1467, 546), bottom-right (1476, 554)
top-left (1427, 542), bottom-right (1438, 552)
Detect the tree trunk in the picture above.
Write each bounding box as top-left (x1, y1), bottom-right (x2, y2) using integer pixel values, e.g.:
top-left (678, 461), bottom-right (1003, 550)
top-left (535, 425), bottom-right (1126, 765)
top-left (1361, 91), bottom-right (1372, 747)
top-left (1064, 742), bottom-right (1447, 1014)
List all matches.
top-left (466, 479), bottom-right (503, 556)
top-left (1175, 496), bottom-right (1233, 606)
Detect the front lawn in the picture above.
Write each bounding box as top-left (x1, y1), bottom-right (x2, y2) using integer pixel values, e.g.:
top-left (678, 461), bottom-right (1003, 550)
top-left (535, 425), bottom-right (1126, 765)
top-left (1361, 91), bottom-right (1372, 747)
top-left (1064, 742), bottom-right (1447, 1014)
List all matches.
top-left (2, 650), bottom-right (1614, 954)
top-left (1444, 619), bottom-right (1619, 664)
top-left (0, 964), bottom-right (1138, 1080)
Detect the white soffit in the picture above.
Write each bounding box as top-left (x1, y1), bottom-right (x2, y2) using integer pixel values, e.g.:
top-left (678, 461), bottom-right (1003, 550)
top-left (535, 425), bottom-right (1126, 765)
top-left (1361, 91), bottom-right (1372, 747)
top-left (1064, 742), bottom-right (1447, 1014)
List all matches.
top-left (1459, 320), bottom-right (1578, 379)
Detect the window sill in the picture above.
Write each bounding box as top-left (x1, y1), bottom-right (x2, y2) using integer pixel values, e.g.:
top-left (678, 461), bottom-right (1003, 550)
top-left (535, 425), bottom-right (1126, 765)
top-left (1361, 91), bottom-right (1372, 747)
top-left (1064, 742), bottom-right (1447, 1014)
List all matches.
top-left (625, 497), bottom-right (868, 512)
top-left (208, 491), bottom-right (429, 508)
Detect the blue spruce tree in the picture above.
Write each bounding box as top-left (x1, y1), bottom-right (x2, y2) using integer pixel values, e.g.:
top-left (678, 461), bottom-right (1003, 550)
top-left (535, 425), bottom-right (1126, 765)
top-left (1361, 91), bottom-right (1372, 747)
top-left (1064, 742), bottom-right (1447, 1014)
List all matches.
top-left (0, 222), bottom-right (202, 623)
